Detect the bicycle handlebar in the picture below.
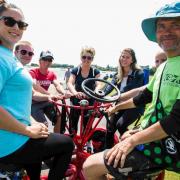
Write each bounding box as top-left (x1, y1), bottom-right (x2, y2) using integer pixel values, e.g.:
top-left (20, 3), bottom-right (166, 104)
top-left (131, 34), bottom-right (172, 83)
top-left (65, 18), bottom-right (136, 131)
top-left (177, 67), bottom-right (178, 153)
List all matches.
top-left (52, 99), bottom-right (112, 110)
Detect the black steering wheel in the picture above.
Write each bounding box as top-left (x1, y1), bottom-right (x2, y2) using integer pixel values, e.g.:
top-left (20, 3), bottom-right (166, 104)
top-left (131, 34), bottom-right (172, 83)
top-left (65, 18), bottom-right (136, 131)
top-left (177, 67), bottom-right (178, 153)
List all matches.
top-left (81, 78), bottom-right (120, 103)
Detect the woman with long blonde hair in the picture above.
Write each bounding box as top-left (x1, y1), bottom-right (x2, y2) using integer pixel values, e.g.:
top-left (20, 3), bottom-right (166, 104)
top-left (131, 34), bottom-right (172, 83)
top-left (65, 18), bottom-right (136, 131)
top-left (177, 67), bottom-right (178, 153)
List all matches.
top-left (105, 48), bottom-right (145, 148)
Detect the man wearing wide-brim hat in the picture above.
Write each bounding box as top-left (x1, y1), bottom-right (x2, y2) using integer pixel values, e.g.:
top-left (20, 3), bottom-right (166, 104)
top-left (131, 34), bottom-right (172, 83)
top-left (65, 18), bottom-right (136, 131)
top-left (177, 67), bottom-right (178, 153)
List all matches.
top-left (83, 2), bottom-right (180, 180)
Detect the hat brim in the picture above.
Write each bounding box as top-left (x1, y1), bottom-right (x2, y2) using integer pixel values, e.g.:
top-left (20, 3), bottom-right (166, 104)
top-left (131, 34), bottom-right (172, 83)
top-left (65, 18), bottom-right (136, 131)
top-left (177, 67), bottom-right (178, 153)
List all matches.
top-left (41, 55), bottom-right (54, 59)
top-left (141, 13), bottom-right (180, 42)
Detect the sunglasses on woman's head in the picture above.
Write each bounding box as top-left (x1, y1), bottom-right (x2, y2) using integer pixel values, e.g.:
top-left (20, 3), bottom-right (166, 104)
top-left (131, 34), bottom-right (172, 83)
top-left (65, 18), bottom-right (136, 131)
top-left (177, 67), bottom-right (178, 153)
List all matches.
top-left (82, 55), bottom-right (93, 61)
top-left (0, 16), bottom-right (28, 30)
top-left (19, 49), bottom-right (34, 57)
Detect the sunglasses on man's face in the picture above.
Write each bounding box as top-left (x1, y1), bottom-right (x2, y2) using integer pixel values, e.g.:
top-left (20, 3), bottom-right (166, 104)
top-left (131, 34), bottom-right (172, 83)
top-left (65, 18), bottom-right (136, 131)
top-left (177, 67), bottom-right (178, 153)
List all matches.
top-left (0, 16), bottom-right (28, 30)
top-left (82, 55), bottom-right (93, 61)
top-left (41, 58), bottom-right (53, 62)
top-left (19, 49), bottom-right (34, 57)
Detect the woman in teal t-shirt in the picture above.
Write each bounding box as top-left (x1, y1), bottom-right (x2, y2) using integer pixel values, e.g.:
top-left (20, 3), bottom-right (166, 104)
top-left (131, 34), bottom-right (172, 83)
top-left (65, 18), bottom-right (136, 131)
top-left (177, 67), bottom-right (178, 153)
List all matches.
top-left (0, 2), bottom-right (74, 180)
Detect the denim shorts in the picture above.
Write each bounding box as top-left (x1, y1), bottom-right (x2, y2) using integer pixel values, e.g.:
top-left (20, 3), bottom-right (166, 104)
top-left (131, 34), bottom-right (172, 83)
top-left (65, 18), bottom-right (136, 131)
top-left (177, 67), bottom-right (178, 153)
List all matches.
top-left (31, 101), bottom-right (58, 125)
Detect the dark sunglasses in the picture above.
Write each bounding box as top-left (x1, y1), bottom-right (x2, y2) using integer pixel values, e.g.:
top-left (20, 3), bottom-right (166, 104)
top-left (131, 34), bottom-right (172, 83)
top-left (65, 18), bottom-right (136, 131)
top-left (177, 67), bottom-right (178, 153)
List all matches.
top-left (82, 55), bottom-right (93, 61)
top-left (41, 58), bottom-right (53, 62)
top-left (0, 16), bottom-right (28, 30)
top-left (19, 49), bottom-right (34, 56)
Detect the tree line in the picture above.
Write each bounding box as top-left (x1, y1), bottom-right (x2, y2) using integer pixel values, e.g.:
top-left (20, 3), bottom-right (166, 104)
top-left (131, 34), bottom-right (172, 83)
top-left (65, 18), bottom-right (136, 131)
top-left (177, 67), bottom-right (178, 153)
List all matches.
top-left (30, 63), bottom-right (156, 75)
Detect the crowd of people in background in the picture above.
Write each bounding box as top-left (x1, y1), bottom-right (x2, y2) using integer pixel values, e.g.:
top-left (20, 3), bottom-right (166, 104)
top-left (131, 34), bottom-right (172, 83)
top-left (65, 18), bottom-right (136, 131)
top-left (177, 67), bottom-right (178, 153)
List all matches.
top-left (0, 0), bottom-right (179, 180)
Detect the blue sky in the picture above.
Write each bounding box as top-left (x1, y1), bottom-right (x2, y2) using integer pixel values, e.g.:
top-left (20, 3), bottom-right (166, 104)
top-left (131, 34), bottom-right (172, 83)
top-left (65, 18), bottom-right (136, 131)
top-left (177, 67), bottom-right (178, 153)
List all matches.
top-left (9, 0), bottom-right (175, 67)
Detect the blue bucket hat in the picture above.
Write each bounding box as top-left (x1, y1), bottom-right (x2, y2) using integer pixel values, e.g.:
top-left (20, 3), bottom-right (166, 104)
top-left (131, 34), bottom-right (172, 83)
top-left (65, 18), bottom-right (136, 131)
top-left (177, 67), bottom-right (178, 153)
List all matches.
top-left (142, 2), bottom-right (180, 42)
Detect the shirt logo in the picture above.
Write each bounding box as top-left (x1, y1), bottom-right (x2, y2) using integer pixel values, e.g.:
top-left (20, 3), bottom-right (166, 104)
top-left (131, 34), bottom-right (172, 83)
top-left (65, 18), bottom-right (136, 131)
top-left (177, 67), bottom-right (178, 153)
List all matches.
top-left (163, 74), bottom-right (180, 87)
top-left (165, 138), bottom-right (177, 154)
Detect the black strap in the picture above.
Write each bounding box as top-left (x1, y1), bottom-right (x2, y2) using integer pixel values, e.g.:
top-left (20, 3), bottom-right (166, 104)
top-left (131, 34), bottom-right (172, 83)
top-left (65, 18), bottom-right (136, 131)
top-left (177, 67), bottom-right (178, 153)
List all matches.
top-left (156, 63), bottom-right (167, 103)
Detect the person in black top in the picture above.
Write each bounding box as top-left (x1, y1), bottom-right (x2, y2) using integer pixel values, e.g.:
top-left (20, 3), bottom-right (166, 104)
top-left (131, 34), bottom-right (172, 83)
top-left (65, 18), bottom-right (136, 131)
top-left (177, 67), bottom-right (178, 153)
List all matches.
top-left (67, 46), bottom-right (100, 133)
top-left (104, 48), bottom-right (145, 148)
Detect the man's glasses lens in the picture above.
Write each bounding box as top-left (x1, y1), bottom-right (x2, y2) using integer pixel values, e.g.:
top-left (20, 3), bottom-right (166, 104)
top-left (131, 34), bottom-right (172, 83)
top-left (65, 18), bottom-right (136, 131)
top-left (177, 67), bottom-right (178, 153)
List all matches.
top-left (82, 56), bottom-right (92, 60)
top-left (0, 16), bottom-right (28, 30)
top-left (20, 50), bottom-right (34, 56)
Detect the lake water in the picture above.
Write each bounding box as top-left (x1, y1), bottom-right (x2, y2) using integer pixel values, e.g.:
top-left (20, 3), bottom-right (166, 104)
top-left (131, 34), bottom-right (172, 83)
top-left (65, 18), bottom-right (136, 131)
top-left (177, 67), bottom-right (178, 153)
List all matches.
top-left (49, 68), bottom-right (113, 83)
top-left (39, 68), bottom-right (111, 131)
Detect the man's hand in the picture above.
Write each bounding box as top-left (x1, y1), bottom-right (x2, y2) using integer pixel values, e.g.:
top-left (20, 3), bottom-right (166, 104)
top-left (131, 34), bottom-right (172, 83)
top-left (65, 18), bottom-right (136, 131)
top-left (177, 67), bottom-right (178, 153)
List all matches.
top-left (105, 105), bottom-right (117, 116)
top-left (105, 136), bottom-right (136, 168)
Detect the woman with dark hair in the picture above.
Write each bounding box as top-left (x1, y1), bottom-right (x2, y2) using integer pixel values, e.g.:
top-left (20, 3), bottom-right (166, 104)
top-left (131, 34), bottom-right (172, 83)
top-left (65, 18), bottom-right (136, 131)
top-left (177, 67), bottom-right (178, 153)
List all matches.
top-left (0, 1), bottom-right (74, 179)
top-left (105, 48), bottom-right (145, 148)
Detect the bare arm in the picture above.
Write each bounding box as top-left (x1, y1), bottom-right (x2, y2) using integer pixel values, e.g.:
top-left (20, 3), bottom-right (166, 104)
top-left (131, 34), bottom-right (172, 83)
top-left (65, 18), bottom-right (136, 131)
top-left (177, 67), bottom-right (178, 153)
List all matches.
top-left (33, 82), bottom-right (50, 95)
top-left (32, 89), bottom-right (63, 102)
top-left (132, 122), bottom-right (167, 145)
top-left (120, 85), bottom-right (146, 101)
top-left (67, 74), bottom-right (86, 99)
top-left (0, 107), bottom-right (49, 138)
top-left (67, 74), bottom-right (78, 96)
top-left (53, 79), bottom-right (66, 95)
top-left (106, 122), bottom-right (167, 168)
top-left (32, 89), bottom-right (49, 101)
top-left (0, 106), bottom-right (29, 135)
top-left (107, 98), bottom-right (135, 116)
top-left (94, 73), bottom-right (102, 90)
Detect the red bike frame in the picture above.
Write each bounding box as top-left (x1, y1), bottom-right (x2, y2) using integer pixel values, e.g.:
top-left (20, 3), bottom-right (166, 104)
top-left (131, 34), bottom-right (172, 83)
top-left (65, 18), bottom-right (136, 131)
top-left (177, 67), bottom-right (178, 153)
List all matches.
top-left (55, 99), bottom-right (112, 180)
